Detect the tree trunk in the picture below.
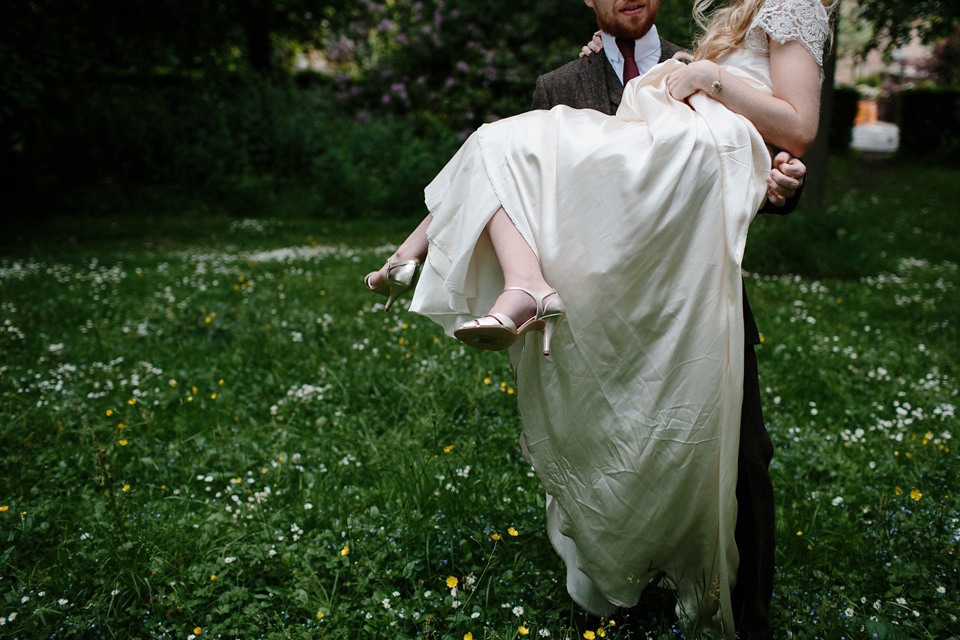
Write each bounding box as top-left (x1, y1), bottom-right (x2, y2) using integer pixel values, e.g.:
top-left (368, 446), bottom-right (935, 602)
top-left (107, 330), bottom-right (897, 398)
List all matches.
top-left (801, 9), bottom-right (840, 210)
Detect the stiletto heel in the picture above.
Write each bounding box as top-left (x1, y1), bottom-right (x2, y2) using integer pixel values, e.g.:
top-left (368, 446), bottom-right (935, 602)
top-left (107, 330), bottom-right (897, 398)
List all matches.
top-left (454, 287), bottom-right (564, 355)
top-left (540, 309), bottom-right (561, 356)
top-left (364, 259), bottom-right (421, 311)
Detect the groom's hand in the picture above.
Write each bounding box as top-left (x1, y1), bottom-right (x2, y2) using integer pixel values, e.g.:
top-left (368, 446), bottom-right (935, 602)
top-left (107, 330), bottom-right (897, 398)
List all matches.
top-left (579, 31), bottom-right (603, 58)
top-left (765, 151), bottom-right (805, 207)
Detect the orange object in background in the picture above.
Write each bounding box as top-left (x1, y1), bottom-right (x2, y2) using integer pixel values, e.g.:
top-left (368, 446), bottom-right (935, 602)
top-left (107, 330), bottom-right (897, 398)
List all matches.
top-left (854, 100), bottom-right (878, 125)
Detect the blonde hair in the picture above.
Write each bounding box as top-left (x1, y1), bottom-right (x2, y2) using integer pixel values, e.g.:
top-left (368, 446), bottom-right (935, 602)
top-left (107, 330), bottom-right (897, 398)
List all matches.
top-left (692, 0), bottom-right (837, 62)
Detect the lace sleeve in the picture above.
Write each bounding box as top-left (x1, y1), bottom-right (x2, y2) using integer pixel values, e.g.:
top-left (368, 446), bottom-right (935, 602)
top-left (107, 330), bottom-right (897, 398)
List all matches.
top-left (752, 0), bottom-right (830, 66)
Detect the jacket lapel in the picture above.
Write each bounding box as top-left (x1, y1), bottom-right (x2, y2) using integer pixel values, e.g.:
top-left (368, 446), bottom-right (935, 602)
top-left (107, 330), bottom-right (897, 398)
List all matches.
top-left (578, 55), bottom-right (619, 115)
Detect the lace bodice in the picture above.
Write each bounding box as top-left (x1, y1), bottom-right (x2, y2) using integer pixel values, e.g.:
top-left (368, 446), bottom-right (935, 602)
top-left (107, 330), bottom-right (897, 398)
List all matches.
top-left (744, 0), bottom-right (831, 66)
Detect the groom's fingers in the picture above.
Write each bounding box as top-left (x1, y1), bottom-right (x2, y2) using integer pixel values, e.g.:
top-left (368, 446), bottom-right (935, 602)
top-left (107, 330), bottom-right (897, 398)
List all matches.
top-left (772, 152), bottom-right (807, 182)
top-left (765, 186), bottom-right (787, 207)
top-left (767, 171), bottom-right (799, 198)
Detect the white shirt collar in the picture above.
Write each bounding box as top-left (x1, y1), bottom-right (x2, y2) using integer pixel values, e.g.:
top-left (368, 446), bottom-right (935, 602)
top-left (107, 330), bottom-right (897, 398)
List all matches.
top-left (600, 25), bottom-right (662, 84)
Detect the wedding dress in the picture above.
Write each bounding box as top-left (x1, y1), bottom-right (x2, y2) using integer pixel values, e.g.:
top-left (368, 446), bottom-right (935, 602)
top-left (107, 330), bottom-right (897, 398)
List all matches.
top-left (409, 0), bottom-right (829, 634)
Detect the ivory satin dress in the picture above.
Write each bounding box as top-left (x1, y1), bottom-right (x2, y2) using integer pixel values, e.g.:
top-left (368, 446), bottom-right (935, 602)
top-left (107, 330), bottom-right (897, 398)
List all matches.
top-left (408, 1), bottom-right (828, 633)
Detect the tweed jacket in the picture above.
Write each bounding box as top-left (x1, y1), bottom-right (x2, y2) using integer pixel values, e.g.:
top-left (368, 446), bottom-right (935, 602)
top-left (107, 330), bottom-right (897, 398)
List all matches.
top-left (530, 37), bottom-right (806, 346)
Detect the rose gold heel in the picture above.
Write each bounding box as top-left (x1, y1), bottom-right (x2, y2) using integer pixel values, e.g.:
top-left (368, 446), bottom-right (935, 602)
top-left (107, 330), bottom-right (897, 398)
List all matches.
top-left (454, 287), bottom-right (564, 355)
top-left (364, 259), bottom-right (421, 311)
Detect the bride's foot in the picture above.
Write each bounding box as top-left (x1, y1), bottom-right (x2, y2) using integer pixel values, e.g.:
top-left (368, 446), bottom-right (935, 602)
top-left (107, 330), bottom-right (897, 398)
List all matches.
top-left (364, 257), bottom-right (421, 311)
top-left (455, 287), bottom-right (564, 355)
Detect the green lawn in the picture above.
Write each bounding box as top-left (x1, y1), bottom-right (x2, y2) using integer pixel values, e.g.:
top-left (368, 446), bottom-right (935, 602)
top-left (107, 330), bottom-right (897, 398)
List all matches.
top-left (1, 156), bottom-right (958, 639)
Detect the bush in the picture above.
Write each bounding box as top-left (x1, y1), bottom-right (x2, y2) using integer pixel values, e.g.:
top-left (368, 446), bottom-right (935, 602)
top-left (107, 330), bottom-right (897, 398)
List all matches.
top-left (7, 75), bottom-right (460, 219)
top-left (897, 87), bottom-right (960, 156)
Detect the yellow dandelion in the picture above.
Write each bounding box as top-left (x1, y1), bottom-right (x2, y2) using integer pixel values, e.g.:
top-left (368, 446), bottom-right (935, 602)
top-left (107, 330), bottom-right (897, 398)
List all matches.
top-left (122, 484), bottom-right (131, 492)
top-left (210, 574), bottom-right (217, 581)
top-left (317, 611), bottom-right (325, 620)
top-left (464, 633), bottom-right (473, 640)
top-left (210, 393), bottom-right (217, 400)
top-left (895, 487), bottom-right (903, 496)
top-left (117, 423), bottom-right (126, 430)
top-left (106, 409), bottom-right (113, 416)
top-left (170, 380), bottom-right (177, 387)
top-left (340, 544), bottom-right (350, 556)
top-left (446, 576), bottom-right (459, 588)
top-left (118, 439), bottom-right (128, 446)
top-left (507, 387), bottom-right (515, 395)
top-left (483, 377), bottom-right (491, 385)
top-left (187, 396), bottom-right (193, 402)
top-left (0, 505), bottom-right (9, 512)
top-left (491, 533), bottom-right (502, 541)
top-left (443, 445), bottom-right (455, 454)
top-left (507, 527), bottom-right (519, 537)
top-left (584, 631), bottom-right (596, 640)
top-left (218, 379), bottom-right (224, 386)
top-left (398, 337), bottom-right (405, 345)
top-left (194, 627), bottom-right (202, 634)
top-left (235, 477), bottom-right (242, 484)
top-left (796, 531), bottom-right (803, 536)
top-left (128, 398), bottom-right (136, 405)
top-left (518, 626), bottom-right (530, 635)
top-left (910, 489), bottom-right (922, 501)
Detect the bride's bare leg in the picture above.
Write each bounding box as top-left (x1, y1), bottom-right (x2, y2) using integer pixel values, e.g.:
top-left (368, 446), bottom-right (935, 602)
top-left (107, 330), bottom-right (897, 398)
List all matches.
top-left (486, 207), bottom-right (552, 325)
top-left (365, 213), bottom-right (432, 288)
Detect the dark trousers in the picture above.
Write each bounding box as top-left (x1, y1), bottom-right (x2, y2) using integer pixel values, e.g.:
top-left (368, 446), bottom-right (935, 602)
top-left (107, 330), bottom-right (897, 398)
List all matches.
top-left (730, 344), bottom-right (775, 640)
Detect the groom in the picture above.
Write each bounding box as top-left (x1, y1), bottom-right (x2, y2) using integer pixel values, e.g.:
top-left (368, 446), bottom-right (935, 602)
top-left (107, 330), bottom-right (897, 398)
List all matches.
top-left (531, 2), bottom-right (799, 638)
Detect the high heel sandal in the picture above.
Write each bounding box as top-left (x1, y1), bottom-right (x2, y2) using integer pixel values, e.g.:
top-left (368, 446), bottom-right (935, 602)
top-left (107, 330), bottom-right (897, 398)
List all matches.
top-left (364, 259), bottom-right (421, 311)
top-left (454, 287), bottom-right (565, 356)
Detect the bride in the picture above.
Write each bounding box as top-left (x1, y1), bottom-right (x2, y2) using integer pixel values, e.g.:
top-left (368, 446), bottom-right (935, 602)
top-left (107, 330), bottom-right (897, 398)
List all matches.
top-left (364, 0), bottom-right (833, 635)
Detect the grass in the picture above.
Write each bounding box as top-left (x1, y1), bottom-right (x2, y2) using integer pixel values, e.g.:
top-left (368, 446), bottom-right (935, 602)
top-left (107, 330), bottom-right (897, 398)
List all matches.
top-left (1, 154), bottom-right (958, 639)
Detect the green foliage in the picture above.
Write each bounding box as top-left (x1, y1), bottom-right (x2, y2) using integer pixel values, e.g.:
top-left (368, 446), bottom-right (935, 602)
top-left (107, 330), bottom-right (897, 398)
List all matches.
top-left (854, 0), bottom-right (960, 53)
top-left (925, 27), bottom-right (960, 87)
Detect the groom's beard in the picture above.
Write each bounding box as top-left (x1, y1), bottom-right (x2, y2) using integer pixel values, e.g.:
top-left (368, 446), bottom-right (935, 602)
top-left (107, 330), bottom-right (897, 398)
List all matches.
top-left (594, 5), bottom-right (657, 40)
top-left (596, 16), bottom-right (656, 40)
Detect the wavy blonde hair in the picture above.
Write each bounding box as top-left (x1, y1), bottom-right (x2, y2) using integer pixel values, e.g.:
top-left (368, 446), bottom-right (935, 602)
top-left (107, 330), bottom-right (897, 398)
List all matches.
top-left (692, 0), bottom-right (837, 62)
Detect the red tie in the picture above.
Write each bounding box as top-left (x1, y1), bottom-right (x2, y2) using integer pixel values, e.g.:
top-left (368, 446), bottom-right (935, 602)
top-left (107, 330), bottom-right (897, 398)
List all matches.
top-left (616, 38), bottom-right (640, 84)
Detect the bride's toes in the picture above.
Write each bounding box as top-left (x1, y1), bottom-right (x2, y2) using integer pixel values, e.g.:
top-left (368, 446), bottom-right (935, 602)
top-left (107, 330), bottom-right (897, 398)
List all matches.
top-left (364, 266), bottom-right (390, 294)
